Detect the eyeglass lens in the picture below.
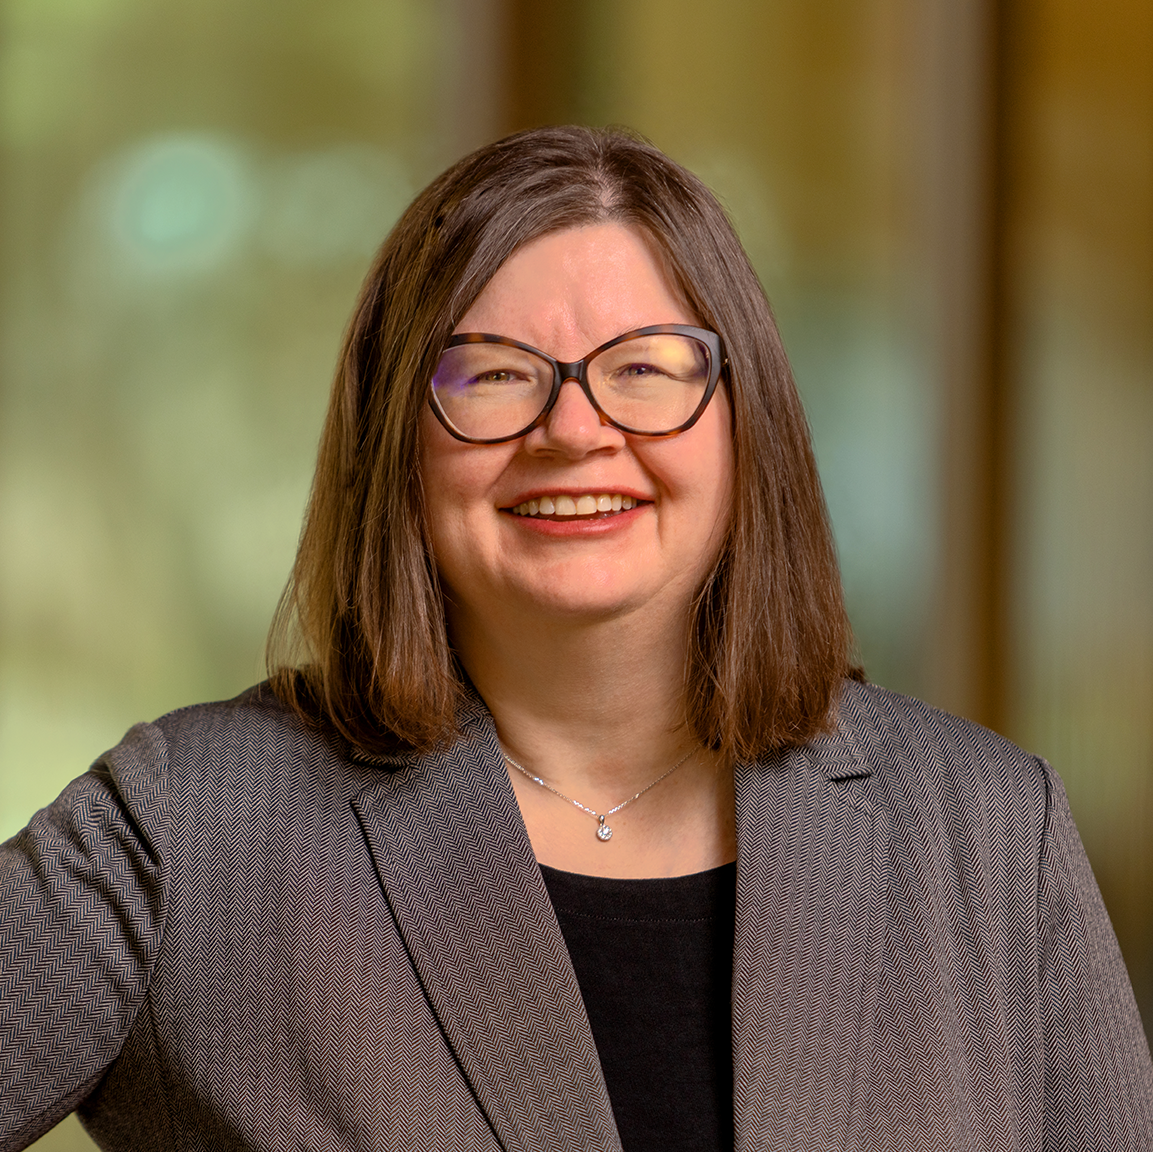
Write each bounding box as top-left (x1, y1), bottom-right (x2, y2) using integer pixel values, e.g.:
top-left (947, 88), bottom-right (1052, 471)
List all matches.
top-left (431, 333), bottom-right (712, 441)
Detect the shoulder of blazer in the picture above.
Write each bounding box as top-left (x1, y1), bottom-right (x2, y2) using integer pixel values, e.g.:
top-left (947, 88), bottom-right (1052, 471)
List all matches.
top-left (101, 683), bottom-right (390, 847)
top-left (145, 681), bottom-right (333, 761)
top-left (830, 677), bottom-right (1051, 874)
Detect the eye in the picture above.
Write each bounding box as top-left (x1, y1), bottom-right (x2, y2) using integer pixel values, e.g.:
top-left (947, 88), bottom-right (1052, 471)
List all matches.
top-left (610, 360), bottom-right (670, 383)
top-left (463, 363), bottom-right (543, 388)
top-left (607, 359), bottom-right (663, 377)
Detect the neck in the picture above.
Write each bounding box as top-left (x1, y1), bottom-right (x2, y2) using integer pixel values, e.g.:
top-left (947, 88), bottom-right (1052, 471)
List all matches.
top-left (450, 599), bottom-right (692, 791)
top-left (448, 598), bottom-right (737, 878)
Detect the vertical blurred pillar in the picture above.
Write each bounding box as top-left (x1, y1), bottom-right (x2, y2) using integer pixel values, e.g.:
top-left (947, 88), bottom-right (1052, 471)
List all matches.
top-left (501, 0), bottom-right (593, 132)
top-left (973, 0), bottom-right (1017, 742)
top-left (444, 0), bottom-right (511, 154)
top-left (917, 0), bottom-right (1015, 736)
top-left (1007, 0), bottom-right (1153, 1026)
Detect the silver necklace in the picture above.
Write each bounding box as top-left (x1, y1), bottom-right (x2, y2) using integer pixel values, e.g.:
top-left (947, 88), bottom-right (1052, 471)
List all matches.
top-left (502, 748), bottom-right (697, 842)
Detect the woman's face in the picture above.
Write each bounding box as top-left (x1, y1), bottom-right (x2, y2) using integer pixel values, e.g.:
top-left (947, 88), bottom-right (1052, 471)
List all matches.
top-left (419, 221), bottom-right (734, 632)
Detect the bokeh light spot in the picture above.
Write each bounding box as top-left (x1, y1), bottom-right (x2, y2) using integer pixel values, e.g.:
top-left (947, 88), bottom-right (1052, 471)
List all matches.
top-left (109, 135), bottom-right (254, 271)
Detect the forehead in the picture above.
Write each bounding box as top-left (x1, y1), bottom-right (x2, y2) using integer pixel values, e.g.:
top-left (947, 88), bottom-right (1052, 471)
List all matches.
top-left (453, 222), bottom-right (696, 351)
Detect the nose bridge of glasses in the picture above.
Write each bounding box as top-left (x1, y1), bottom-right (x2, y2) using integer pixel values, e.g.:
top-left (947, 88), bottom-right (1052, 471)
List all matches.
top-left (541, 358), bottom-right (610, 432)
top-left (551, 357), bottom-right (598, 409)
top-left (554, 358), bottom-right (586, 386)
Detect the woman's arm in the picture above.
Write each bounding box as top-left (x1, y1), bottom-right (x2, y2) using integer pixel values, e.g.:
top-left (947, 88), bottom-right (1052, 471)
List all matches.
top-left (1038, 759), bottom-right (1153, 1148)
top-left (0, 728), bottom-right (169, 1151)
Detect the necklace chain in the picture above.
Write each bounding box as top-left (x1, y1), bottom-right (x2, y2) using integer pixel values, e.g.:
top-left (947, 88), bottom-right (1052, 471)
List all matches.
top-left (502, 747), bottom-right (697, 842)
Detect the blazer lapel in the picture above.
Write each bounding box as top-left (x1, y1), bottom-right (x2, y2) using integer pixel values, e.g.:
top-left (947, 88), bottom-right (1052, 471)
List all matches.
top-left (350, 701), bottom-right (621, 1152)
top-left (733, 706), bottom-right (888, 1152)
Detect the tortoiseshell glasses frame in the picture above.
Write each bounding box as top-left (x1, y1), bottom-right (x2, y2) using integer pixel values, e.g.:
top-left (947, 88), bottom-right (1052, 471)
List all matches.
top-left (427, 323), bottom-right (726, 445)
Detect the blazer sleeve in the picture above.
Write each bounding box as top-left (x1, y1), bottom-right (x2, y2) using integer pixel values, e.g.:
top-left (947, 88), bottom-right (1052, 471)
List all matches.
top-left (1038, 758), bottom-right (1153, 1148)
top-left (0, 723), bottom-right (169, 1152)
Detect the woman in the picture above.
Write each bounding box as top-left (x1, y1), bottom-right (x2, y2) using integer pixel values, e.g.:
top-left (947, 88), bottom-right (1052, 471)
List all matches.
top-left (2, 126), bottom-right (1151, 1152)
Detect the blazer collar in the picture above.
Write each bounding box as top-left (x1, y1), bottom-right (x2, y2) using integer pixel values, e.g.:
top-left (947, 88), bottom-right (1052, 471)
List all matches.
top-left (350, 698), bottom-right (621, 1152)
top-left (351, 682), bottom-right (885, 1152)
top-left (731, 686), bottom-right (888, 1150)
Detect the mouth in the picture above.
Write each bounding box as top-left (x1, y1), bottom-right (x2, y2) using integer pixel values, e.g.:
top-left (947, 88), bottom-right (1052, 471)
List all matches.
top-left (504, 492), bottom-right (644, 520)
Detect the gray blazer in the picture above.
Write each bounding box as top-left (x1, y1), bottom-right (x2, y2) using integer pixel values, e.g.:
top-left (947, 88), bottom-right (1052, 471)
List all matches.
top-left (2, 679), bottom-right (1152, 1151)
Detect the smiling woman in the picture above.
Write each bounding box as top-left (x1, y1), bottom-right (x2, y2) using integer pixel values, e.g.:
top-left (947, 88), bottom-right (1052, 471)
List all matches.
top-left (270, 129), bottom-right (851, 777)
top-left (2, 126), bottom-right (1152, 1152)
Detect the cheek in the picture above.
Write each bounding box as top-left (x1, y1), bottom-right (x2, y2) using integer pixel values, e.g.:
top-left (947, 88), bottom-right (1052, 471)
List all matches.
top-left (419, 410), bottom-right (483, 514)
top-left (682, 397), bottom-right (735, 572)
top-left (418, 413), bottom-right (474, 568)
top-left (418, 412), bottom-right (515, 566)
top-left (681, 389), bottom-right (735, 515)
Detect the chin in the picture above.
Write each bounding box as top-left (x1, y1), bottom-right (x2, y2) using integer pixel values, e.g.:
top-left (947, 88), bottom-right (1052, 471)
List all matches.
top-left (508, 575), bottom-right (655, 623)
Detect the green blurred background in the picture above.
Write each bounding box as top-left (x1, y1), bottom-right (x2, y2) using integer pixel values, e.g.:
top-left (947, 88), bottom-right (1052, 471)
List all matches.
top-left (1, 1), bottom-right (1149, 1146)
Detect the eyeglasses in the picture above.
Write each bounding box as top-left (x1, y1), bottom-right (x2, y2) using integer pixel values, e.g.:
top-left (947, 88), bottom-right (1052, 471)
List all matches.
top-left (428, 324), bottom-right (725, 444)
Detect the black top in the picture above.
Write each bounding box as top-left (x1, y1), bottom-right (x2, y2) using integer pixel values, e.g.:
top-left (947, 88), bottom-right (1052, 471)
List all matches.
top-left (540, 861), bottom-right (737, 1152)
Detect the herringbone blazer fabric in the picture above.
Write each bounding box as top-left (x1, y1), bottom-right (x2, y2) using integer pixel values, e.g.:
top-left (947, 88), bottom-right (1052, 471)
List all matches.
top-left (2, 680), bottom-right (1151, 1151)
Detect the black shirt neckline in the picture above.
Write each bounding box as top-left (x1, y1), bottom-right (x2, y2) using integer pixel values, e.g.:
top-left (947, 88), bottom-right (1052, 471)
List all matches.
top-left (540, 859), bottom-right (737, 1152)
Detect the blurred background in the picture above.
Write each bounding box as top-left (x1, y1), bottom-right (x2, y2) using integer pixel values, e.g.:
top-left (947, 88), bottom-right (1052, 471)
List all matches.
top-left (1, 0), bottom-right (1149, 1145)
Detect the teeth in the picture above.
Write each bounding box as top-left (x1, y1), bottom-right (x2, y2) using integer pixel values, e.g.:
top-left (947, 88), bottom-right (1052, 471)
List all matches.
top-left (509, 493), bottom-right (641, 518)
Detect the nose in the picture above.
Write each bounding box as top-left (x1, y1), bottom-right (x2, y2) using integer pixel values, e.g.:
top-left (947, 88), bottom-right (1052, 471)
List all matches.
top-left (525, 378), bottom-right (622, 458)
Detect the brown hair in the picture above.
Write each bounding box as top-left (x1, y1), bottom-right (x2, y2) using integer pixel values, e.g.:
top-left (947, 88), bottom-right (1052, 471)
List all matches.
top-left (268, 125), bottom-right (859, 761)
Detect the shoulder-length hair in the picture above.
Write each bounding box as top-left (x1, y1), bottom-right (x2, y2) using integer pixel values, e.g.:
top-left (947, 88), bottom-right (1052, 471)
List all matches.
top-left (268, 125), bottom-right (858, 761)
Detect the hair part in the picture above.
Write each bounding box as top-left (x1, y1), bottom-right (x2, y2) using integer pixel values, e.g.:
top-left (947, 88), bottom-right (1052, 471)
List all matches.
top-left (268, 125), bottom-right (860, 761)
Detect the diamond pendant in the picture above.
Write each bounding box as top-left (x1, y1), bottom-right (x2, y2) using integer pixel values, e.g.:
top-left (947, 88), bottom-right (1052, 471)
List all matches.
top-left (596, 815), bottom-right (613, 842)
